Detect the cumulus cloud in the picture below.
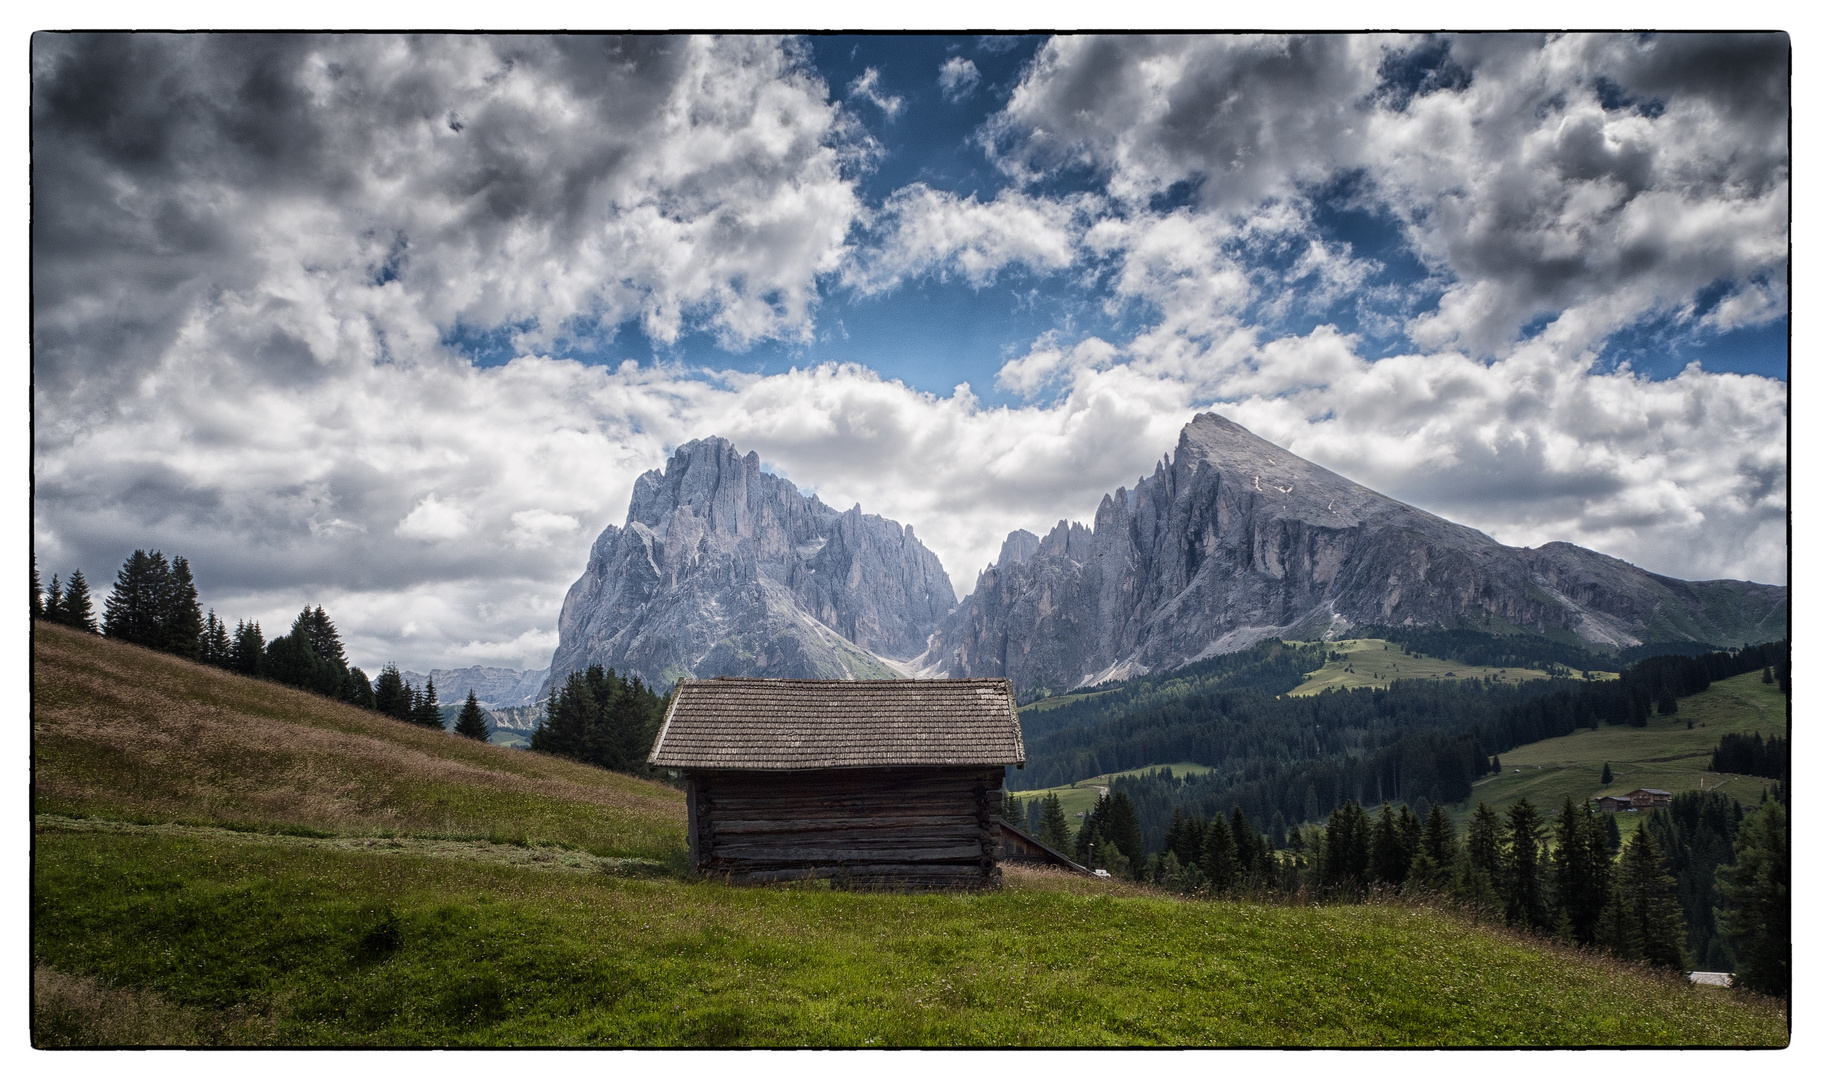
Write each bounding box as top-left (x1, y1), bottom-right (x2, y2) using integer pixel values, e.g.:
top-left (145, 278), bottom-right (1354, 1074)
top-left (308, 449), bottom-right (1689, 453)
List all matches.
top-left (848, 184), bottom-right (1090, 292)
top-left (984, 32), bottom-right (1789, 356)
top-left (31, 32), bottom-right (867, 419)
top-left (846, 67), bottom-right (903, 120)
top-left (938, 56), bottom-right (980, 102)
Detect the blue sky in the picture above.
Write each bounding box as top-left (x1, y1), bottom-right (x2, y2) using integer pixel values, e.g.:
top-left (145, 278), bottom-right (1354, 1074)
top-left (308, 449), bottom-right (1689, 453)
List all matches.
top-left (34, 33), bottom-right (1789, 672)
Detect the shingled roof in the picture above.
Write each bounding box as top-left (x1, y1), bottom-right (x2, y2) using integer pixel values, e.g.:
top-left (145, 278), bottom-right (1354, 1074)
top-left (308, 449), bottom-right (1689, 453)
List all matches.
top-left (648, 678), bottom-right (1024, 771)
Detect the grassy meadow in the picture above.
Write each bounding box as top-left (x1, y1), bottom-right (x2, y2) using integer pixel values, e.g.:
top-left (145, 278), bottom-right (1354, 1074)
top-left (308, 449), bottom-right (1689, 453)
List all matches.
top-left (1011, 763), bottom-right (1214, 826)
top-left (31, 622), bottom-right (1787, 1046)
top-left (1286, 638), bottom-right (1616, 698)
top-left (1457, 671), bottom-right (1788, 837)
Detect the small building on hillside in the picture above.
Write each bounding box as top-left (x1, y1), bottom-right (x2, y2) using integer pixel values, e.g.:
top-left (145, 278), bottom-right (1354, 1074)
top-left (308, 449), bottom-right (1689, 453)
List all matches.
top-left (998, 819), bottom-right (1091, 874)
top-left (1595, 795), bottom-right (1634, 813)
top-left (648, 677), bottom-right (1025, 890)
top-left (1626, 788), bottom-right (1673, 809)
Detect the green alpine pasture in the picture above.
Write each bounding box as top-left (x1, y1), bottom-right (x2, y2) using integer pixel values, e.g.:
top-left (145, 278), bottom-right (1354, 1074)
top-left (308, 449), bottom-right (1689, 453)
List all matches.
top-left (1461, 671), bottom-right (1788, 839)
top-left (1286, 638), bottom-right (1616, 698)
top-left (31, 622), bottom-right (1787, 1046)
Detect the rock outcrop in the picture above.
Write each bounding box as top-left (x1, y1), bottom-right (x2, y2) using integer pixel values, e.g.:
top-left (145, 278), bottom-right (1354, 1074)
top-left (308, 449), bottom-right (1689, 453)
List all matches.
top-left (923, 412), bottom-right (1787, 694)
top-left (547, 437), bottom-right (955, 692)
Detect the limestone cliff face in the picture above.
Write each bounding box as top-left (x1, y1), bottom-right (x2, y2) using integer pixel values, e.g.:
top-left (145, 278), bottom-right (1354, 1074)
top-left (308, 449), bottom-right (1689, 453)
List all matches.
top-left (925, 412), bottom-right (1787, 694)
top-left (548, 437), bottom-right (955, 691)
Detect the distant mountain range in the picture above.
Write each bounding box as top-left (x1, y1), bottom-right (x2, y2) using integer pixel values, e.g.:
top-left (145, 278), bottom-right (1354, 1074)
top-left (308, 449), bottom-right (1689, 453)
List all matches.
top-left (397, 665), bottom-right (549, 709)
top-left (541, 414), bottom-right (1787, 697)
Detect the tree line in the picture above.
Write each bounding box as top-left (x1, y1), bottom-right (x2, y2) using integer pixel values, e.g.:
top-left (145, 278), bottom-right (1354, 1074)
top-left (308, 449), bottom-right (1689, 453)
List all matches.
top-left (1017, 786), bottom-right (1786, 997)
top-left (1016, 637), bottom-right (1789, 854)
top-left (529, 664), bottom-right (668, 773)
top-left (33, 549), bottom-right (494, 742)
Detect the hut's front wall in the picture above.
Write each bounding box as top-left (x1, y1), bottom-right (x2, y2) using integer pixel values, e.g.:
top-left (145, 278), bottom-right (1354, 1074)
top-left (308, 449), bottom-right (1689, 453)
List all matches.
top-left (688, 766), bottom-right (1006, 889)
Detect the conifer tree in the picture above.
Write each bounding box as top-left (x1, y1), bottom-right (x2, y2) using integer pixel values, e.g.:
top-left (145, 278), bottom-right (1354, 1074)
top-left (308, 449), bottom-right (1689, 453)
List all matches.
top-left (1229, 805), bottom-right (1262, 878)
top-left (104, 550), bottom-right (171, 647)
top-left (1550, 798), bottom-right (1611, 945)
top-left (45, 574), bottom-right (63, 622)
top-left (60, 570), bottom-right (96, 632)
top-left (199, 610), bottom-right (231, 664)
top-left (1037, 794), bottom-right (1072, 852)
top-left (454, 690), bottom-right (490, 742)
top-left (1503, 798), bottom-right (1548, 928)
top-left (31, 558), bottom-right (43, 619)
top-left (346, 667), bottom-right (376, 710)
top-left (1200, 813), bottom-right (1239, 892)
top-left (163, 556), bottom-right (203, 658)
top-left (229, 620), bottom-right (266, 676)
top-left (1322, 801), bottom-right (1370, 894)
top-left (1716, 800), bottom-right (1789, 996)
top-left (1421, 804), bottom-right (1457, 872)
top-left (1367, 803), bottom-right (1411, 887)
top-left (1601, 762), bottom-right (1613, 785)
top-left (373, 663), bottom-right (410, 718)
top-left (1599, 827), bottom-right (1689, 971)
top-left (413, 676), bottom-right (443, 729)
top-left (1103, 791), bottom-right (1145, 868)
top-left (304, 606), bottom-right (346, 669)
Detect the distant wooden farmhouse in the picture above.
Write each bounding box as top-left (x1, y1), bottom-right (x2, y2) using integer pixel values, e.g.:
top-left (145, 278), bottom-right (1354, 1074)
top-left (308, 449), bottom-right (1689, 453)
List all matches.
top-left (1625, 788), bottom-right (1673, 809)
top-left (648, 677), bottom-right (1025, 889)
top-left (1595, 795), bottom-right (1633, 813)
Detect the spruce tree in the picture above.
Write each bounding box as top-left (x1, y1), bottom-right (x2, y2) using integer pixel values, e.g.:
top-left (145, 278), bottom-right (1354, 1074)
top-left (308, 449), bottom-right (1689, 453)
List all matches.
top-left (1600, 827), bottom-right (1688, 971)
top-left (44, 574), bottom-right (63, 622)
top-left (1550, 798), bottom-right (1611, 945)
top-left (1367, 803), bottom-right (1410, 887)
top-left (1421, 804), bottom-right (1457, 872)
top-left (104, 550), bottom-right (171, 647)
top-left (1322, 801), bottom-right (1370, 894)
top-left (1200, 813), bottom-right (1239, 892)
top-left (1229, 805), bottom-right (1261, 878)
top-left (229, 620), bottom-right (266, 677)
top-left (454, 690), bottom-right (490, 742)
top-left (1104, 791), bottom-right (1145, 868)
top-left (1601, 762), bottom-right (1613, 785)
top-left (31, 557), bottom-right (42, 619)
top-left (373, 663), bottom-right (410, 718)
top-left (163, 556), bottom-right (203, 658)
top-left (305, 606), bottom-right (347, 669)
top-left (1503, 798), bottom-right (1548, 928)
top-left (60, 570), bottom-right (96, 632)
top-left (1037, 794), bottom-right (1072, 852)
top-left (1716, 800), bottom-right (1789, 997)
top-left (413, 676), bottom-right (443, 729)
top-left (346, 667), bottom-right (377, 710)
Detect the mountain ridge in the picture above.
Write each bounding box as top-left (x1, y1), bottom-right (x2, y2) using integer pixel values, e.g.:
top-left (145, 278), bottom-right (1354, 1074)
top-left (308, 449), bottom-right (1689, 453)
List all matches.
top-left (918, 412), bottom-right (1785, 695)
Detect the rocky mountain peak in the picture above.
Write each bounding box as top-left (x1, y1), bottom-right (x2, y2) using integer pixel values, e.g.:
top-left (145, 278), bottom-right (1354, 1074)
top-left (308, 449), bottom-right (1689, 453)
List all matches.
top-left (547, 437), bottom-right (956, 692)
top-left (922, 411), bottom-right (1786, 695)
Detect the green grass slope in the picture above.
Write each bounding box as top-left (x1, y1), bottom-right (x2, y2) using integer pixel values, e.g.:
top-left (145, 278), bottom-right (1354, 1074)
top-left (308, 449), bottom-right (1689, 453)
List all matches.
top-left (1287, 638), bottom-right (1615, 698)
top-left (1459, 672), bottom-right (1788, 835)
top-left (32, 622), bottom-right (1786, 1046)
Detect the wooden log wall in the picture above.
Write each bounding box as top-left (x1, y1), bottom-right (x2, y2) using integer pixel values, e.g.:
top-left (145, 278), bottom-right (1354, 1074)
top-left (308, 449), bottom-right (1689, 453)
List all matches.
top-left (686, 766), bottom-right (1006, 890)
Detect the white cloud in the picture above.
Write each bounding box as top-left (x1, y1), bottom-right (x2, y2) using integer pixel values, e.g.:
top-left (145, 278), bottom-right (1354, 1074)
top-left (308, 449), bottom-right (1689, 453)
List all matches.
top-left (396, 493), bottom-right (472, 541)
top-left (846, 67), bottom-right (903, 120)
top-left (850, 184), bottom-right (1089, 293)
top-left (938, 56), bottom-right (980, 102)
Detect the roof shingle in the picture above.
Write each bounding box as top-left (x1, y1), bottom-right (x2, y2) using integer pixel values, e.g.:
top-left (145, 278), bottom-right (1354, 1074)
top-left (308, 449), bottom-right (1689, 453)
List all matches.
top-left (648, 678), bottom-right (1024, 771)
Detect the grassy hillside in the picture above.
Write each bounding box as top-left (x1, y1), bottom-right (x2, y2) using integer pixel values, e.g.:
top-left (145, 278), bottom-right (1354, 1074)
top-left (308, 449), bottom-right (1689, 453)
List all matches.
top-left (1012, 763), bottom-right (1213, 827)
top-left (1457, 671), bottom-right (1788, 835)
top-left (1287, 638), bottom-right (1615, 698)
top-left (32, 622), bottom-right (1785, 1046)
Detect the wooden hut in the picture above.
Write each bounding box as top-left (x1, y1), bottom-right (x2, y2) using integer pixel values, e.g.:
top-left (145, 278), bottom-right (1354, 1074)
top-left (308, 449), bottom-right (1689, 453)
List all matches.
top-left (648, 677), bottom-right (1025, 889)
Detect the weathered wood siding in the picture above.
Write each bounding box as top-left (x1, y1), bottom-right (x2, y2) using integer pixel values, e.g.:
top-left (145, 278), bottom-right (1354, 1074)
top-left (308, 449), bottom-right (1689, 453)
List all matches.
top-left (687, 766), bottom-right (1006, 889)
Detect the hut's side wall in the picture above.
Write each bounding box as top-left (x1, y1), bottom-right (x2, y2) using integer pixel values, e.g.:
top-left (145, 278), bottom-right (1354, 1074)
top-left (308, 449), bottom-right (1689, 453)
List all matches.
top-left (689, 766), bottom-right (1006, 889)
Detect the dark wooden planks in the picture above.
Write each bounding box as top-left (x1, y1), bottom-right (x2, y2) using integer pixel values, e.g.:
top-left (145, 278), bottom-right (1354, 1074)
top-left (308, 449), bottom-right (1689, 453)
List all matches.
top-left (685, 765), bottom-right (1007, 890)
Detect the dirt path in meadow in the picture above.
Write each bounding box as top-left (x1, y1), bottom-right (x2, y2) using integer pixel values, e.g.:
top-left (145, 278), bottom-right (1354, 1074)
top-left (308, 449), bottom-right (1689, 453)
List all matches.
top-left (34, 813), bottom-right (668, 876)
